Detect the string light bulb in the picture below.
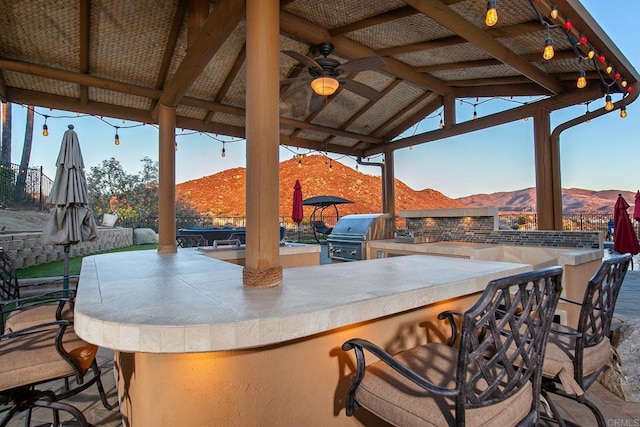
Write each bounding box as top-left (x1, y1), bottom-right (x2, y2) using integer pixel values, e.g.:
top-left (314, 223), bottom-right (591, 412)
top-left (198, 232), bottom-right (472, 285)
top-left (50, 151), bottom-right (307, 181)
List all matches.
top-left (485, 0), bottom-right (498, 27)
top-left (439, 117), bottom-right (444, 129)
top-left (605, 64), bottom-right (613, 74)
top-left (563, 18), bottom-right (572, 31)
top-left (114, 127), bottom-right (120, 145)
top-left (329, 160), bottom-right (333, 172)
top-left (42, 116), bottom-right (49, 137)
top-left (174, 141), bottom-right (178, 152)
top-left (579, 34), bottom-right (587, 46)
top-left (472, 105), bottom-right (478, 120)
top-left (550, 5), bottom-right (558, 19)
top-left (221, 142), bottom-right (226, 158)
top-left (620, 105), bottom-right (627, 118)
top-left (576, 70), bottom-right (587, 89)
top-left (621, 80), bottom-right (628, 88)
top-left (587, 48), bottom-right (595, 59)
top-left (543, 37), bottom-right (555, 60)
top-left (605, 94), bottom-right (614, 111)
top-left (298, 157), bottom-right (302, 168)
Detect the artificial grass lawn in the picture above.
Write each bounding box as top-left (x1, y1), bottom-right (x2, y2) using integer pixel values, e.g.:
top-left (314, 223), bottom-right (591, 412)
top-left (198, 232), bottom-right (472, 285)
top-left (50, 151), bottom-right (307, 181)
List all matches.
top-left (16, 244), bottom-right (158, 279)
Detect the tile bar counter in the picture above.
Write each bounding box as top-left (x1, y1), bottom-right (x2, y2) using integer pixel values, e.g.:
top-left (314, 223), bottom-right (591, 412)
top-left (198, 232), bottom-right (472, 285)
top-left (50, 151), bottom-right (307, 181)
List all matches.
top-left (75, 249), bottom-right (531, 426)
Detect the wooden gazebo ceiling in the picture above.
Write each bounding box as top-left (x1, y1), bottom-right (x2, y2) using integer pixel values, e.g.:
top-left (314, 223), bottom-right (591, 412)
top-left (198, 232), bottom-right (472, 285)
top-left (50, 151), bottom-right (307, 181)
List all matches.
top-left (0, 0), bottom-right (637, 157)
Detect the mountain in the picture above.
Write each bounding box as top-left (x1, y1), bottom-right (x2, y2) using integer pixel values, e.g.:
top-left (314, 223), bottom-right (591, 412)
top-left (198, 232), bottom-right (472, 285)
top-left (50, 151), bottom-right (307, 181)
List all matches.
top-left (456, 188), bottom-right (638, 214)
top-left (176, 155), bottom-right (464, 217)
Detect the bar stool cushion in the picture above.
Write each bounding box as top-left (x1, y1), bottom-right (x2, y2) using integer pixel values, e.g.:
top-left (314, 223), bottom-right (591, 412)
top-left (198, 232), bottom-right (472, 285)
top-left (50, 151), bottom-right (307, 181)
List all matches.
top-left (543, 324), bottom-right (612, 396)
top-left (5, 303), bottom-right (74, 333)
top-left (0, 327), bottom-right (97, 392)
top-left (354, 342), bottom-right (532, 427)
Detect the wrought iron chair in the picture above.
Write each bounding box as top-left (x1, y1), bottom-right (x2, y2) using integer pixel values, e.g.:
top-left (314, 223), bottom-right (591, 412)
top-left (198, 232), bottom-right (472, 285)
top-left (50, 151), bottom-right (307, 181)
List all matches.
top-left (342, 266), bottom-right (563, 426)
top-left (0, 248), bottom-right (74, 333)
top-left (541, 253), bottom-right (632, 426)
top-left (0, 305), bottom-right (116, 426)
top-left (310, 221), bottom-right (332, 243)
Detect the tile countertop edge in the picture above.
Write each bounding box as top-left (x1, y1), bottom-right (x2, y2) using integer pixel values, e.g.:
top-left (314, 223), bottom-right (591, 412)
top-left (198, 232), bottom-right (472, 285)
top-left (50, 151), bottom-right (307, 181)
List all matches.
top-left (74, 252), bottom-right (532, 353)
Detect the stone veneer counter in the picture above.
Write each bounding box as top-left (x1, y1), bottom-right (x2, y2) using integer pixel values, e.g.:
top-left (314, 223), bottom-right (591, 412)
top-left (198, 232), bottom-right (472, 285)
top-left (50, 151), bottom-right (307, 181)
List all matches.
top-left (74, 249), bottom-right (532, 353)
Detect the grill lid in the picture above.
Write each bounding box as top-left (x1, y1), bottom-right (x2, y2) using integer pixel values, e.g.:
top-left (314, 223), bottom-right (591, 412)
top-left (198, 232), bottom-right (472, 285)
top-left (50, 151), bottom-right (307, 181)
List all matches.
top-left (329, 213), bottom-right (395, 241)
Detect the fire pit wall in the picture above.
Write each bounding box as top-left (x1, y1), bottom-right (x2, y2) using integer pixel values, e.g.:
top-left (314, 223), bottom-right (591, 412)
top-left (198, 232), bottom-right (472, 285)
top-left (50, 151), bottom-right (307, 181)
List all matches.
top-left (0, 227), bottom-right (133, 269)
top-left (368, 208), bottom-right (604, 327)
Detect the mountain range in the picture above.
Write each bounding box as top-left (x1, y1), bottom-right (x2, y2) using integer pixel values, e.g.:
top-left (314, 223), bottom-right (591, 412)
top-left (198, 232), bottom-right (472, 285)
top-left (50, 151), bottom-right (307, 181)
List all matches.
top-left (176, 154), bottom-right (636, 217)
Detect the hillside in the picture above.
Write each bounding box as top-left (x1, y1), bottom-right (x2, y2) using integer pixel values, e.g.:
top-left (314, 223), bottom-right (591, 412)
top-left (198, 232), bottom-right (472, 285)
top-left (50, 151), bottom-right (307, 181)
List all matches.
top-left (456, 187), bottom-right (638, 213)
top-left (176, 155), bottom-right (463, 217)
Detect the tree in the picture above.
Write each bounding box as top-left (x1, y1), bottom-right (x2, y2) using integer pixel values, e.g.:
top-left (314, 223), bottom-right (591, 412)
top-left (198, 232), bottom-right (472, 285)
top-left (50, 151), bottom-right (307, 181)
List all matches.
top-left (15, 106), bottom-right (34, 203)
top-left (87, 157), bottom-right (199, 223)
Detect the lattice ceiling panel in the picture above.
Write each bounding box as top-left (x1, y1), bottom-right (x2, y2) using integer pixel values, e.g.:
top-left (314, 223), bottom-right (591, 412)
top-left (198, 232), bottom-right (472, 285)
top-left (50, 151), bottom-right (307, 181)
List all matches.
top-left (284, 0), bottom-right (405, 30)
top-left (90, 88), bottom-right (152, 112)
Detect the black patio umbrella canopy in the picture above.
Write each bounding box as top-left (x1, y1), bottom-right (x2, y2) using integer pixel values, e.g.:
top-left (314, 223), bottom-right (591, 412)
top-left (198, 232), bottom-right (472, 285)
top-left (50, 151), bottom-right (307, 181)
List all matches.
top-left (42, 125), bottom-right (98, 289)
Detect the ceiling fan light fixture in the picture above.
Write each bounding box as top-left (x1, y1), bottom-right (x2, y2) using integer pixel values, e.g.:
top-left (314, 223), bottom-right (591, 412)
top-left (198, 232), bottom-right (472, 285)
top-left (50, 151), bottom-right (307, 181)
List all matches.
top-left (311, 77), bottom-right (339, 96)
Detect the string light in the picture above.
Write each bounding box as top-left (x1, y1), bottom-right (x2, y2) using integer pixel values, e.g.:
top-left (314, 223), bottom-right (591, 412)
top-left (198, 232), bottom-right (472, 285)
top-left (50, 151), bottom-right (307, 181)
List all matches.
top-left (585, 102), bottom-right (591, 123)
top-left (579, 33), bottom-right (587, 46)
top-left (605, 64), bottom-right (613, 74)
top-left (472, 104), bottom-right (478, 120)
top-left (114, 127), bottom-right (120, 145)
top-left (42, 115), bottom-right (49, 136)
top-left (439, 117), bottom-right (444, 129)
top-left (221, 142), bottom-right (226, 157)
top-left (563, 17), bottom-right (572, 31)
top-left (329, 159), bottom-right (333, 172)
top-left (543, 36), bottom-right (554, 60)
top-left (485, 0), bottom-right (498, 27)
top-left (621, 80), bottom-right (628, 88)
top-left (587, 48), bottom-right (595, 59)
top-left (550, 5), bottom-right (558, 19)
top-left (175, 141), bottom-right (178, 152)
top-left (604, 94), bottom-right (614, 111)
top-left (620, 105), bottom-right (627, 119)
top-left (576, 70), bottom-right (587, 89)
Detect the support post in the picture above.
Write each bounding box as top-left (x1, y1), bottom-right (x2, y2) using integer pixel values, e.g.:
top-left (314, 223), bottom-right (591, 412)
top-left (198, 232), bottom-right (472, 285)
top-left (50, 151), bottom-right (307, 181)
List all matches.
top-left (157, 104), bottom-right (177, 253)
top-left (383, 148), bottom-right (395, 218)
top-left (533, 107), bottom-right (562, 230)
top-left (244, 0), bottom-right (282, 287)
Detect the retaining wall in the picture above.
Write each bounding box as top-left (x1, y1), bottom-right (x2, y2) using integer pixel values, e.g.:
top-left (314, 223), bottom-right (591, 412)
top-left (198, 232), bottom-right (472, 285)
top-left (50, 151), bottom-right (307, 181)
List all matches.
top-left (0, 227), bottom-right (133, 268)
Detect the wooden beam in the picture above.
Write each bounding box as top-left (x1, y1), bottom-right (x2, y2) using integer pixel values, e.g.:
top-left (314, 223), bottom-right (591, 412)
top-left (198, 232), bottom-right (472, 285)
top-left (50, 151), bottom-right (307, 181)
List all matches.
top-left (79, 0), bottom-right (90, 105)
top-left (366, 85), bottom-right (603, 155)
top-left (280, 10), bottom-right (452, 95)
top-left (453, 84), bottom-right (551, 98)
top-left (0, 72), bottom-right (6, 100)
top-left (187, 0), bottom-right (209, 47)
top-left (0, 58), bottom-right (162, 100)
top-left (381, 96), bottom-right (441, 141)
top-left (329, 6), bottom-right (419, 37)
top-left (155, 0), bottom-right (188, 91)
top-left (153, 0), bottom-right (244, 115)
top-left (405, 0), bottom-right (564, 94)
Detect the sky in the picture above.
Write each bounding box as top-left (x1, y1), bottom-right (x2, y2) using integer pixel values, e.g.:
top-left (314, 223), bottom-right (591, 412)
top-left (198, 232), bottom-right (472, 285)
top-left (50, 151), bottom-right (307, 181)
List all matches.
top-left (3, 0), bottom-right (639, 200)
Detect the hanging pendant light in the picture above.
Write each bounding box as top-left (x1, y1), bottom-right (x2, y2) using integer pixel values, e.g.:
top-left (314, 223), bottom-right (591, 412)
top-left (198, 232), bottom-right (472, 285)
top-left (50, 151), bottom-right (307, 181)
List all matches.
top-left (543, 37), bottom-right (555, 60)
top-left (485, 0), bottom-right (498, 27)
top-left (605, 94), bottom-right (614, 111)
top-left (576, 70), bottom-right (587, 89)
top-left (620, 105), bottom-right (628, 118)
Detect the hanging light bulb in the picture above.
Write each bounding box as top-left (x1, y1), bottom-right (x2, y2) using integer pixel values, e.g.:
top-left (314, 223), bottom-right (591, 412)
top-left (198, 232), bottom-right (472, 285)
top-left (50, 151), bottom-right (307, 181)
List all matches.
top-left (174, 141), bottom-right (178, 152)
top-left (614, 72), bottom-right (621, 80)
top-left (598, 54), bottom-right (606, 64)
top-left (298, 157), bottom-right (302, 168)
top-left (221, 143), bottom-right (226, 158)
top-left (605, 94), bottom-right (614, 111)
top-left (605, 64), bottom-right (613, 74)
top-left (114, 132), bottom-right (120, 146)
top-left (587, 48), bottom-right (595, 59)
top-left (485, 0), bottom-right (498, 27)
top-left (439, 117), bottom-right (444, 129)
top-left (576, 70), bottom-right (587, 89)
top-left (523, 116), bottom-right (529, 122)
top-left (543, 37), bottom-right (555, 60)
top-left (472, 106), bottom-right (478, 120)
top-left (579, 34), bottom-right (587, 46)
top-left (563, 18), bottom-right (572, 31)
top-left (355, 163), bottom-right (359, 171)
top-left (42, 115), bottom-right (49, 136)
top-left (550, 5), bottom-right (558, 19)
top-left (620, 105), bottom-right (628, 118)
top-left (329, 160), bottom-right (333, 172)
top-left (621, 80), bottom-right (628, 88)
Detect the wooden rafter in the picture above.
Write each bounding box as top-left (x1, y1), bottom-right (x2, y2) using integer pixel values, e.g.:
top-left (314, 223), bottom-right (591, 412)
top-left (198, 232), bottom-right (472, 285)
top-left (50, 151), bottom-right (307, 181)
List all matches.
top-left (405, 0), bottom-right (564, 94)
top-left (79, 0), bottom-right (90, 105)
top-left (380, 96), bottom-right (441, 142)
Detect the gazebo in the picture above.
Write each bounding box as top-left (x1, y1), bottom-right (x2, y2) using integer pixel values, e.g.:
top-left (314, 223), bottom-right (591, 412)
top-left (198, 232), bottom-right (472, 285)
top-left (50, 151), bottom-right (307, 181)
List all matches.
top-left (0, 0), bottom-right (637, 288)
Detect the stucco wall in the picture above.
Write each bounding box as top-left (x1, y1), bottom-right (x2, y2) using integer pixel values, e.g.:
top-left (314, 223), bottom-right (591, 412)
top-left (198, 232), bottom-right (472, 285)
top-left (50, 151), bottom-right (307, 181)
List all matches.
top-left (0, 227), bottom-right (133, 268)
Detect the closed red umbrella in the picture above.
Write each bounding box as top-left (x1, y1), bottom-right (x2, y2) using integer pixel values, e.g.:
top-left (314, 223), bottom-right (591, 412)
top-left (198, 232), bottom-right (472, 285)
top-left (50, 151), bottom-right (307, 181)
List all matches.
top-left (292, 180), bottom-right (303, 241)
top-left (613, 194), bottom-right (640, 255)
top-left (634, 191), bottom-right (640, 221)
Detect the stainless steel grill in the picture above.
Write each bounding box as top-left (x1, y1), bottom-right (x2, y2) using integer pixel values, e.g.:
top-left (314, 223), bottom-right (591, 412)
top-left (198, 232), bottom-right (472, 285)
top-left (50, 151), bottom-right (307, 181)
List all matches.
top-left (327, 214), bottom-right (395, 262)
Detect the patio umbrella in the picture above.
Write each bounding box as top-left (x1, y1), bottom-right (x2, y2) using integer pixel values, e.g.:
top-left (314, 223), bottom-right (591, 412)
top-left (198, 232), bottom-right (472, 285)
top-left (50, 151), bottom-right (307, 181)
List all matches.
top-left (42, 125), bottom-right (98, 289)
top-left (613, 193), bottom-right (640, 256)
top-left (634, 191), bottom-right (640, 237)
top-left (292, 180), bottom-right (303, 241)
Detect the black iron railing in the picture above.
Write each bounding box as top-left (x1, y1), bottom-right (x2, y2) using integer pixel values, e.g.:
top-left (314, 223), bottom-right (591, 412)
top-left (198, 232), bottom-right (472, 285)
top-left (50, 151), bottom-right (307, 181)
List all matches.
top-left (0, 163), bottom-right (53, 210)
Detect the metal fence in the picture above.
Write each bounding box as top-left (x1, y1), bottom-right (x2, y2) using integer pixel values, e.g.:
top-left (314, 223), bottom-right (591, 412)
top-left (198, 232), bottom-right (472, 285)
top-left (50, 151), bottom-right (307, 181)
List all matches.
top-left (0, 163), bottom-right (53, 210)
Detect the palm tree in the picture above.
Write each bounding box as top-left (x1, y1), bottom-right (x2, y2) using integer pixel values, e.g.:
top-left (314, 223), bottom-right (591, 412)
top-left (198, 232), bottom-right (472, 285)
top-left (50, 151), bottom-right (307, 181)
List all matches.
top-left (15, 106), bottom-right (34, 204)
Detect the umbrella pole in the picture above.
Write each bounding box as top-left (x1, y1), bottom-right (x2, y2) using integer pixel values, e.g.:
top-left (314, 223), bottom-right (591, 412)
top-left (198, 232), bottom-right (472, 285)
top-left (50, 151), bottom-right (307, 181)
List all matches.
top-left (63, 244), bottom-right (70, 292)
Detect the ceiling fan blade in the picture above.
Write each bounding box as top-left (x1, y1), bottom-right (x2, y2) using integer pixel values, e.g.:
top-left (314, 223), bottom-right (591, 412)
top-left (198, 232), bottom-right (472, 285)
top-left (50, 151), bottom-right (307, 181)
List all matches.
top-left (335, 56), bottom-right (386, 74)
top-left (280, 77), bottom-right (310, 85)
top-left (341, 80), bottom-right (383, 100)
top-left (309, 92), bottom-right (325, 112)
top-left (281, 51), bottom-right (322, 70)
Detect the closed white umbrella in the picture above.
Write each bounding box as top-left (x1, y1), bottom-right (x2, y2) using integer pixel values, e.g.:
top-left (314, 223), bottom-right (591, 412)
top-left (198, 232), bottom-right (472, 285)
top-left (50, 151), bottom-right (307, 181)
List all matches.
top-left (42, 125), bottom-right (98, 289)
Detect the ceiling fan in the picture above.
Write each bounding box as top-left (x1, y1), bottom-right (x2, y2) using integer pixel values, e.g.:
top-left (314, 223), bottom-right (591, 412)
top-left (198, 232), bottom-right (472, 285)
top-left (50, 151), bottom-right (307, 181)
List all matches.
top-left (280, 42), bottom-right (386, 112)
